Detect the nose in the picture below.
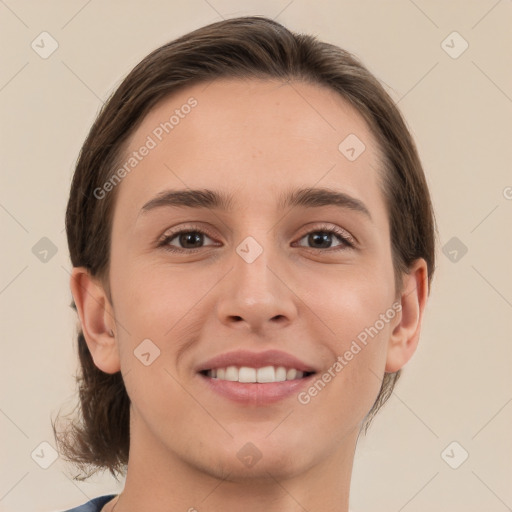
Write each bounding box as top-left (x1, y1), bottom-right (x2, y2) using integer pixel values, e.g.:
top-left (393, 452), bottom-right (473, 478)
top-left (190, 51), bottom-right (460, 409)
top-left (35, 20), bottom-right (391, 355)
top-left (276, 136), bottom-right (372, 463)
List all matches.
top-left (215, 238), bottom-right (298, 334)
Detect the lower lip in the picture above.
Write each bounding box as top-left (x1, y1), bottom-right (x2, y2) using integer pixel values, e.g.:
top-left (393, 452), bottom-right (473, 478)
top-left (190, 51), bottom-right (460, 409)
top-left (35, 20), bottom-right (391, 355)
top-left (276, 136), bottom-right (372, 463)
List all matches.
top-left (198, 373), bottom-right (316, 405)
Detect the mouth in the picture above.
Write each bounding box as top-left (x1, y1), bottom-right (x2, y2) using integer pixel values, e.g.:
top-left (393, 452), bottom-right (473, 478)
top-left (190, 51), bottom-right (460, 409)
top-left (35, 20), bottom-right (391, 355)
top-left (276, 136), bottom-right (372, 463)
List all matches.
top-left (195, 349), bottom-right (319, 404)
top-left (197, 366), bottom-right (317, 405)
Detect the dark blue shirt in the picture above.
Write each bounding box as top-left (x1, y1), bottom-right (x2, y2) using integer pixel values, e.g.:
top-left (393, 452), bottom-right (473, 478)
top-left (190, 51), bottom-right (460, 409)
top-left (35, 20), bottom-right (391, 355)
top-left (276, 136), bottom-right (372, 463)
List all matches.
top-left (61, 494), bottom-right (117, 512)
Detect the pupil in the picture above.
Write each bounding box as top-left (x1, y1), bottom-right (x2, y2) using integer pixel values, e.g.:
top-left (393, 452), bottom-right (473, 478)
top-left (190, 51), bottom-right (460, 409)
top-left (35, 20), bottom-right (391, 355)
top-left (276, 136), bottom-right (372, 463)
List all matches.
top-left (180, 232), bottom-right (202, 248)
top-left (309, 232), bottom-right (331, 248)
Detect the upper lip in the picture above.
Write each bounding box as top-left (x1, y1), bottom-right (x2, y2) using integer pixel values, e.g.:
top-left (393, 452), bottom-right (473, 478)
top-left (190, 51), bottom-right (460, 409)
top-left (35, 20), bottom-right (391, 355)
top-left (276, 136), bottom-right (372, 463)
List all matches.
top-left (196, 349), bottom-right (318, 373)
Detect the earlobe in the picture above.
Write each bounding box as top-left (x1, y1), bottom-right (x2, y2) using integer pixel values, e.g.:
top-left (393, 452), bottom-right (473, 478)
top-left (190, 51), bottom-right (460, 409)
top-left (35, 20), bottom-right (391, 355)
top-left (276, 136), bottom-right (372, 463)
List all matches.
top-left (385, 259), bottom-right (429, 373)
top-left (70, 267), bottom-right (121, 374)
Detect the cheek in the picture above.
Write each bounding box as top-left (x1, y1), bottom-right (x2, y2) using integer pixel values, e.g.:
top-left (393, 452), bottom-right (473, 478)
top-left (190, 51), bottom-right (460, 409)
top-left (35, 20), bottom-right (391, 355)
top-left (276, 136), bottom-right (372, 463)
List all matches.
top-left (112, 256), bottom-right (201, 332)
top-left (302, 259), bottom-right (395, 340)
top-left (111, 260), bottom-right (221, 386)
top-left (111, 261), bottom-right (207, 434)
top-left (121, 356), bottom-right (203, 453)
top-left (300, 265), bottom-right (394, 403)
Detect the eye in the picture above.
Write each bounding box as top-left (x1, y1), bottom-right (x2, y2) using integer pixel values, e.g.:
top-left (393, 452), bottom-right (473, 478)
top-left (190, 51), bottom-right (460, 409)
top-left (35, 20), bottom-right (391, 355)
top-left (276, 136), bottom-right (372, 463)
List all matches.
top-left (158, 226), bottom-right (218, 253)
top-left (294, 224), bottom-right (355, 251)
top-left (158, 223), bottom-right (355, 253)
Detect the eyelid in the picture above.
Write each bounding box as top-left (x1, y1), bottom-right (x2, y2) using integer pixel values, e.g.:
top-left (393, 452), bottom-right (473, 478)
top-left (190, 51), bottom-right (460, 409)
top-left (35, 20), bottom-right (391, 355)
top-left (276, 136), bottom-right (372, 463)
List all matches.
top-left (157, 223), bottom-right (217, 245)
top-left (157, 221), bottom-right (357, 251)
top-left (296, 222), bottom-right (357, 247)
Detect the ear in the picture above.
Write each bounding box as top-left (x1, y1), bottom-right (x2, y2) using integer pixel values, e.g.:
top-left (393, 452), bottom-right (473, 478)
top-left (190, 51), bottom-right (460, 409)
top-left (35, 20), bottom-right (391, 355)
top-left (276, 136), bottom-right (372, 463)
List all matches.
top-left (385, 258), bottom-right (429, 373)
top-left (70, 267), bottom-right (121, 374)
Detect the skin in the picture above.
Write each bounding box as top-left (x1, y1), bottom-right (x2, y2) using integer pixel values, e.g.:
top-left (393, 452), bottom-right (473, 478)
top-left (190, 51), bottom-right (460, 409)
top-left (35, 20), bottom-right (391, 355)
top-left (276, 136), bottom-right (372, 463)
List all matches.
top-left (71, 78), bottom-right (428, 512)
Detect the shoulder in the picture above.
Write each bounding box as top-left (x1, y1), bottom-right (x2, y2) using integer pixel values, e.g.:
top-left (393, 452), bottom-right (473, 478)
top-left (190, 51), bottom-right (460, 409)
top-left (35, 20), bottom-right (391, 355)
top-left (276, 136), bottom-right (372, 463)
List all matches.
top-left (57, 494), bottom-right (118, 512)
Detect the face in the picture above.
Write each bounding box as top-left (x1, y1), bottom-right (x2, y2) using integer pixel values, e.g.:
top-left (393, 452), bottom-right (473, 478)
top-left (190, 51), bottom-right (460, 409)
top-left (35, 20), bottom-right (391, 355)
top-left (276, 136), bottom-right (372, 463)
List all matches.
top-left (106, 78), bottom-right (400, 480)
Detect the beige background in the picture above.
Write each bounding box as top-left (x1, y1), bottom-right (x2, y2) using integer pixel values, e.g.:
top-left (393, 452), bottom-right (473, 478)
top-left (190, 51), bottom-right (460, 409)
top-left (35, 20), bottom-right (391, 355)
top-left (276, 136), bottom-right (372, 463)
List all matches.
top-left (1, 1), bottom-right (511, 511)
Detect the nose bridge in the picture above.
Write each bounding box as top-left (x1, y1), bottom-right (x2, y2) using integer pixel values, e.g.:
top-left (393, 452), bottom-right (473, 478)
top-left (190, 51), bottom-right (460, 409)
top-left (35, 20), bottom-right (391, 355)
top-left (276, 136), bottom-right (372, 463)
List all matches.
top-left (215, 228), bottom-right (297, 329)
top-left (233, 231), bottom-right (279, 303)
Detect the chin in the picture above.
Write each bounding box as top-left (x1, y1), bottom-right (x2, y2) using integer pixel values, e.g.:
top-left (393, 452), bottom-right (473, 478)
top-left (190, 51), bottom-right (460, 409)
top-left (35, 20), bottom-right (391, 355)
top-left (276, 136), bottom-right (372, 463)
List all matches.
top-left (200, 435), bottom-right (314, 482)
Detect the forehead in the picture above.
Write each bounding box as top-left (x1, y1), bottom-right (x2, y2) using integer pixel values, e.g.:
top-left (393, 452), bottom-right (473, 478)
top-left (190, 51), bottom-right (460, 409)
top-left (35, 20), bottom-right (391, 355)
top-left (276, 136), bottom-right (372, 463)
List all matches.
top-left (113, 78), bottom-right (387, 227)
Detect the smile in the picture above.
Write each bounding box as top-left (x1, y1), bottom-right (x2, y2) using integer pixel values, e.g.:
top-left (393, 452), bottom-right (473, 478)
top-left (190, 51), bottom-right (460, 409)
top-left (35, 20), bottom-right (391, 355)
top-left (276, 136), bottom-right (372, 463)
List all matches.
top-left (198, 369), bottom-right (317, 405)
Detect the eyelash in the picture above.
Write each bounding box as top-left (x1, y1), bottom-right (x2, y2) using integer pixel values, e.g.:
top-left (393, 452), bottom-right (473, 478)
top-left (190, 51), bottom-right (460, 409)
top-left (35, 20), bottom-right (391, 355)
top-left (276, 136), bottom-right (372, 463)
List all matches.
top-left (157, 223), bottom-right (356, 254)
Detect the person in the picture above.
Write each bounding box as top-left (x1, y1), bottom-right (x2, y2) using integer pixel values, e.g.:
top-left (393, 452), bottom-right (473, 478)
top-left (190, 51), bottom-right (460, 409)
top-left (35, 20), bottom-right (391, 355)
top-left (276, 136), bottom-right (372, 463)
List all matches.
top-left (53, 14), bottom-right (437, 512)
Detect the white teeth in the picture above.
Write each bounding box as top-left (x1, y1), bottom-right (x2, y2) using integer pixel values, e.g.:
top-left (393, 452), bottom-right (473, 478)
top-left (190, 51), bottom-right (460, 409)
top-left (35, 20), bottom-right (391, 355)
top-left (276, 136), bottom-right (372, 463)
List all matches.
top-left (257, 366), bottom-right (275, 383)
top-left (225, 366), bottom-right (238, 381)
top-left (205, 365), bottom-right (310, 383)
top-left (239, 367), bottom-right (257, 383)
top-left (275, 366), bottom-right (287, 381)
top-left (286, 368), bottom-right (297, 380)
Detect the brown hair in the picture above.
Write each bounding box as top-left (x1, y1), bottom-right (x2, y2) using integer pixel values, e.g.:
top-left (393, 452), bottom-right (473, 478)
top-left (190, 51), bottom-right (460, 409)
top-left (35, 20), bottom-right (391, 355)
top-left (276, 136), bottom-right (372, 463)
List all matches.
top-left (52, 15), bottom-right (437, 481)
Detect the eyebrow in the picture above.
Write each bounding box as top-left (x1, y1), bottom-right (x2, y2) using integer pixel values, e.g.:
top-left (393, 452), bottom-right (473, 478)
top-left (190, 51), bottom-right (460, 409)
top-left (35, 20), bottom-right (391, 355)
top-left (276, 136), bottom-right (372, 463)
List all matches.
top-left (139, 186), bottom-right (372, 221)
